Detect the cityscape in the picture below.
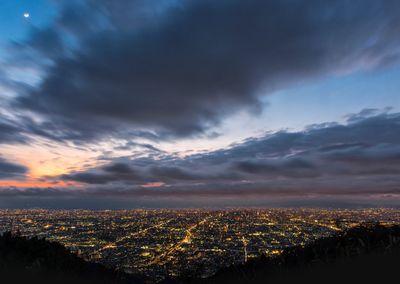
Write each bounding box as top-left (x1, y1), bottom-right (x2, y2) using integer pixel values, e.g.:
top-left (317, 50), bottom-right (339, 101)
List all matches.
top-left (1, 1), bottom-right (400, 283)
top-left (1, 208), bottom-right (399, 281)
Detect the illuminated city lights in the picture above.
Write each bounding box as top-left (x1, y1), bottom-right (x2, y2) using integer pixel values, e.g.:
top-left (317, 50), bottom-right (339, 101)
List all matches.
top-left (1, 208), bottom-right (399, 281)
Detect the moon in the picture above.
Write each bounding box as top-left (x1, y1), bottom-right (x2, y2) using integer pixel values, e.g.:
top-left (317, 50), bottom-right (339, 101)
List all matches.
top-left (23, 12), bottom-right (30, 18)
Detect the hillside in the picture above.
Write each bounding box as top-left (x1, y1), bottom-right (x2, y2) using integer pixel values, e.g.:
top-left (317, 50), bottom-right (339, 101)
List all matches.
top-left (0, 231), bottom-right (144, 284)
top-left (168, 224), bottom-right (400, 284)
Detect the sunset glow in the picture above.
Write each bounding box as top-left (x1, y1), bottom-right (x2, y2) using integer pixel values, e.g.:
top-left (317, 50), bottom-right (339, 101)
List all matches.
top-left (0, 0), bottom-right (399, 208)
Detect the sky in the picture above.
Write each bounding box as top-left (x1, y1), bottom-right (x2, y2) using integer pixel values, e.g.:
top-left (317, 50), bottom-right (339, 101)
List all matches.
top-left (0, 0), bottom-right (400, 208)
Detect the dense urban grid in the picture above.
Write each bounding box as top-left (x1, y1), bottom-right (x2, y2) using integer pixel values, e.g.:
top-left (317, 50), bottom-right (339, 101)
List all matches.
top-left (0, 209), bottom-right (399, 281)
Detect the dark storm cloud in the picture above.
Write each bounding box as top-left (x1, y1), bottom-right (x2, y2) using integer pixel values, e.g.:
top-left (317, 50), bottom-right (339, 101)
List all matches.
top-left (114, 141), bottom-right (164, 153)
top-left (13, 0), bottom-right (400, 142)
top-left (0, 117), bottom-right (30, 144)
top-left (0, 112), bottom-right (86, 145)
top-left (61, 162), bottom-right (144, 184)
top-left (0, 157), bottom-right (28, 179)
top-left (233, 158), bottom-right (317, 178)
top-left (22, 27), bottom-right (64, 58)
top-left (103, 162), bottom-right (135, 174)
top-left (58, 110), bottom-right (400, 197)
top-left (149, 166), bottom-right (200, 181)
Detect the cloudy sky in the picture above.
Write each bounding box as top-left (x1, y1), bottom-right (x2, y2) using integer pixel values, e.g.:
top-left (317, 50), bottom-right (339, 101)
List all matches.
top-left (0, 0), bottom-right (400, 208)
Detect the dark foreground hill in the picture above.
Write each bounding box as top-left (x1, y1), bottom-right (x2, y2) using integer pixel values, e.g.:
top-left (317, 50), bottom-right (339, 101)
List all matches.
top-left (167, 224), bottom-right (400, 284)
top-left (0, 231), bottom-right (144, 284)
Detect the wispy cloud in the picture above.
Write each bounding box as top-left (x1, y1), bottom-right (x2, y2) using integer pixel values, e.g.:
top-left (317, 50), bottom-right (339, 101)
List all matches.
top-left (0, 157), bottom-right (28, 179)
top-left (1, 109), bottom-right (394, 205)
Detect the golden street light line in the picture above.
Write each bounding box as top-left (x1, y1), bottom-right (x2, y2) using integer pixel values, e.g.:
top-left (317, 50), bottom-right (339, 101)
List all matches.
top-left (148, 216), bottom-right (211, 266)
top-left (93, 219), bottom-right (174, 255)
top-left (115, 219), bottom-right (173, 244)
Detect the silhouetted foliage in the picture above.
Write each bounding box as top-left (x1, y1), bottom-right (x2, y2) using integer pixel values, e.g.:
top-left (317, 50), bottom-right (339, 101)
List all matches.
top-left (0, 231), bottom-right (144, 284)
top-left (166, 224), bottom-right (400, 284)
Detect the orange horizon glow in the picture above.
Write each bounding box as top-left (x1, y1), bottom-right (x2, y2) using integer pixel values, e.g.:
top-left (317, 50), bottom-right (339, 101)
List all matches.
top-left (0, 141), bottom-right (107, 188)
top-left (0, 179), bottom-right (73, 188)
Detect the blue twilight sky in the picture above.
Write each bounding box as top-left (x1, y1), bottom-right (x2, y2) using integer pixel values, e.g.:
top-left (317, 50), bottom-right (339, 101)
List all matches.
top-left (0, 0), bottom-right (400, 208)
top-left (0, 0), bottom-right (55, 43)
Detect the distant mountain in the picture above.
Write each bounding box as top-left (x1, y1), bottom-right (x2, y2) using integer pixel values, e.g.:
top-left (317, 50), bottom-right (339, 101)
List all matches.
top-left (166, 224), bottom-right (400, 284)
top-left (0, 231), bottom-right (144, 284)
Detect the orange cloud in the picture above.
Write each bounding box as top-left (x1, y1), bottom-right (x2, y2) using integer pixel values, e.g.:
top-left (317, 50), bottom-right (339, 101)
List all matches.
top-left (141, 182), bottom-right (165, 188)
